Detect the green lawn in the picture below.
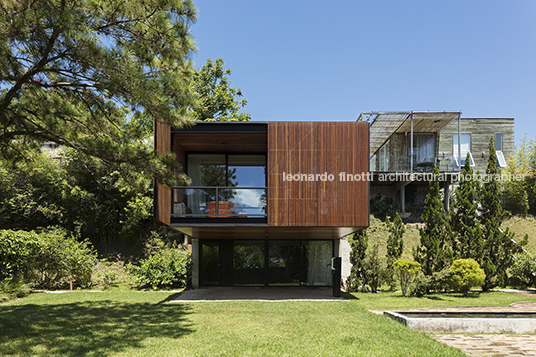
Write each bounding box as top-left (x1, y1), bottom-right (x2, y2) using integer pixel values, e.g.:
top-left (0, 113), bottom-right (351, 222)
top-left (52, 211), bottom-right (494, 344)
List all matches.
top-left (348, 291), bottom-right (536, 310)
top-left (0, 290), bottom-right (467, 357)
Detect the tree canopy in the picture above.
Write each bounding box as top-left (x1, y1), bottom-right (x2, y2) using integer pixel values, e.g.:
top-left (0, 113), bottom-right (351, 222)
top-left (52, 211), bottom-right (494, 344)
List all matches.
top-left (189, 58), bottom-right (251, 121)
top-left (0, 0), bottom-right (197, 185)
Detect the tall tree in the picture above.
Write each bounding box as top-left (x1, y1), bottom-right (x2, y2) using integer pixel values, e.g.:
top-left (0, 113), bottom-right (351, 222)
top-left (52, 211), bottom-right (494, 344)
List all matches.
top-left (449, 153), bottom-right (483, 259)
top-left (0, 0), bottom-right (197, 185)
top-left (346, 229), bottom-right (368, 292)
top-left (385, 212), bottom-right (405, 290)
top-left (479, 137), bottom-right (526, 290)
top-left (414, 166), bottom-right (452, 277)
top-left (189, 58), bottom-right (251, 121)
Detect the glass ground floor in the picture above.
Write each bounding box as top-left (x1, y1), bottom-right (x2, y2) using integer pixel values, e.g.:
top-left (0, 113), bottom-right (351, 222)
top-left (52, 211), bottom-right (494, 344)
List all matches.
top-left (200, 239), bottom-right (334, 287)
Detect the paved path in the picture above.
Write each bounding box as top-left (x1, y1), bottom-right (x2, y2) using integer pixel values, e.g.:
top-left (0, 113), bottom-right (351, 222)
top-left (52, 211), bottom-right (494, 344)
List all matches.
top-left (431, 334), bottom-right (536, 357)
top-left (169, 287), bottom-right (345, 302)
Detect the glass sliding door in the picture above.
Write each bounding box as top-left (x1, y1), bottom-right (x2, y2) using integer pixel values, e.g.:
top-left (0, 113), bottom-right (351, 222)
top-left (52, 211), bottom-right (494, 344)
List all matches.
top-left (303, 241), bottom-right (333, 286)
top-left (200, 241), bottom-right (220, 285)
top-left (199, 239), bottom-right (334, 287)
top-left (268, 241), bottom-right (301, 286)
top-left (234, 240), bottom-right (265, 286)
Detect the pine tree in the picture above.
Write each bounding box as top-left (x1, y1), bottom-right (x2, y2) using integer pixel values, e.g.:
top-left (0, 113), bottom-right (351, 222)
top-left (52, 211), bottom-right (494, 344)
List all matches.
top-left (386, 212), bottom-right (405, 290)
top-left (479, 137), bottom-right (527, 290)
top-left (414, 166), bottom-right (452, 278)
top-left (449, 153), bottom-right (483, 259)
top-left (346, 229), bottom-right (368, 292)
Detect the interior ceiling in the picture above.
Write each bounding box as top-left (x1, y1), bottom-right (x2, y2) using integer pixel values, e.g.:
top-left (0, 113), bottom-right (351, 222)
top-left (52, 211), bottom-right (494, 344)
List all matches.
top-left (174, 133), bottom-right (267, 152)
top-left (171, 226), bottom-right (363, 240)
top-left (364, 111), bottom-right (461, 156)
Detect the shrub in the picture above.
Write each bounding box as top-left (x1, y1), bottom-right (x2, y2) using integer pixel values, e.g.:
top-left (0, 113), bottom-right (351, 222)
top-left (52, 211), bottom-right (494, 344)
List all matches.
top-left (0, 228), bottom-right (96, 289)
top-left (129, 248), bottom-right (191, 289)
top-left (448, 259), bottom-right (485, 296)
top-left (392, 260), bottom-right (421, 297)
top-left (509, 254), bottom-right (536, 288)
top-left (361, 244), bottom-right (386, 293)
top-left (410, 272), bottom-right (430, 297)
top-left (0, 278), bottom-right (31, 302)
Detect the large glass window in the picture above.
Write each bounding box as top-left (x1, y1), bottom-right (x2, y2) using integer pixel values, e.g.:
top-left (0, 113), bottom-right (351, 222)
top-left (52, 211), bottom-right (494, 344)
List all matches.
top-left (453, 133), bottom-right (474, 168)
top-left (411, 134), bottom-right (435, 171)
top-left (183, 154), bottom-right (266, 216)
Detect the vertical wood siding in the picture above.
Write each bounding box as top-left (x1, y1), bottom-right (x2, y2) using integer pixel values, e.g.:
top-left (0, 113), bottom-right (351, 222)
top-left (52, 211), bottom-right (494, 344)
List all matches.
top-left (267, 122), bottom-right (369, 227)
top-left (154, 121), bottom-right (171, 225)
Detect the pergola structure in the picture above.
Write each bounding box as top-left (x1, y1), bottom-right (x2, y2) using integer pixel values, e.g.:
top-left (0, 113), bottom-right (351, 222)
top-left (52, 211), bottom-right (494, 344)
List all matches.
top-left (358, 111), bottom-right (462, 172)
top-left (358, 111), bottom-right (462, 213)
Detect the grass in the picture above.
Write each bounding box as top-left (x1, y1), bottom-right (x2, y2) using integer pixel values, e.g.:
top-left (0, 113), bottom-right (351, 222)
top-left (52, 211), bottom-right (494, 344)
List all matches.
top-left (348, 291), bottom-right (536, 310)
top-left (0, 290), bottom-right (469, 357)
top-left (503, 214), bottom-right (536, 255)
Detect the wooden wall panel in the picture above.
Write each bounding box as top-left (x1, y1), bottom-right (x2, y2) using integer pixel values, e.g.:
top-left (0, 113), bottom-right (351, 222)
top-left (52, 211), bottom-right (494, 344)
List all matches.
top-left (154, 121), bottom-right (171, 225)
top-left (267, 122), bottom-right (369, 228)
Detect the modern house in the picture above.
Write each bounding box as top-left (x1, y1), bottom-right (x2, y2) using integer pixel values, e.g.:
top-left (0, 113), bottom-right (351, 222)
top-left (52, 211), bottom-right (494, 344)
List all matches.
top-left (154, 121), bottom-right (369, 288)
top-left (363, 111), bottom-right (514, 212)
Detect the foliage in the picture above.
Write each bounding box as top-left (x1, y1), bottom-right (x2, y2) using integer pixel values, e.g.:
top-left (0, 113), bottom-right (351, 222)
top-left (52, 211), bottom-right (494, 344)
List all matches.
top-left (189, 58), bottom-right (251, 122)
top-left (509, 254), bottom-right (536, 288)
top-left (502, 133), bottom-right (535, 214)
top-left (0, 228), bottom-right (96, 289)
top-left (0, 278), bottom-right (31, 301)
top-left (479, 137), bottom-right (526, 290)
top-left (346, 229), bottom-right (368, 292)
top-left (385, 212), bottom-right (405, 290)
top-left (369, 193), bottom-right (397, 220)
top-left (128, 236), bottom-right (191, 289)
top-left (447, 259), bottom-right (485, 296)
top-left (392, 260), bottom-right (421, 297)
top-left (0, 149), bottom-right (165, 252)
top-left (0, 0), bottom-right (196, 186)
top-left (449, 154), bottom-right (483, 259)
top-left (414, 166), bottom-right (452, 279)
top-left (410, 272), bottom-right (430, 297)
top-left (362, 244), bottom-right (386, 293)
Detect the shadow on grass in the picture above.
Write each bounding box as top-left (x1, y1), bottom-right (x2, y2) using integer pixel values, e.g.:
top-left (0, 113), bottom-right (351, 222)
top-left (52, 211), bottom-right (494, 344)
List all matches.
top-left (341, 292), bottom-right (359, 300)
top-left (0, 299), bottom-right (193, 356)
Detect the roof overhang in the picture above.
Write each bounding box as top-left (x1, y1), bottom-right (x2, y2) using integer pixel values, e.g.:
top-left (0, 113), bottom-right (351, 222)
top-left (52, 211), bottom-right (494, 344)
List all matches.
top-left (171, 226), bottom-right (363, 240)
top-left (359, 111), bottom-right (461, 156)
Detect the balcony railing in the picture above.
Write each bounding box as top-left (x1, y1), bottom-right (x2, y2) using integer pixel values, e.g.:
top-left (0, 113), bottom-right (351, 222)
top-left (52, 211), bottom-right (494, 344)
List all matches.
top-left (370, 154), bottom-right (459, 173)
top-left (171, 186), bottom-right (267, 218)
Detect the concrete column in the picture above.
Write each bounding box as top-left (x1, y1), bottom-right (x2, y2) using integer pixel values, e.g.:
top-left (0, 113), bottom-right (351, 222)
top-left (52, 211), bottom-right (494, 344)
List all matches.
top-left (401, 186), bottom-right (406, 213)
top-left (443, 183), bottom-right (450, 213)
top-left (191, 238), bottom-right (199, 288)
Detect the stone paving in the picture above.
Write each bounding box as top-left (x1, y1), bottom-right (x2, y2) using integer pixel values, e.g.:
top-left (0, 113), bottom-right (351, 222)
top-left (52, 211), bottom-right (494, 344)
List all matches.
top-left (379, 289), bottom-right (536, 357)
top-left (431, 334), bottom-right (536, 357)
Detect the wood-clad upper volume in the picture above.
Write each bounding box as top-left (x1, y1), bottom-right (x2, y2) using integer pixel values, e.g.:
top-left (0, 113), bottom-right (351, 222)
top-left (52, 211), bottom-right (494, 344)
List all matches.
top-left (267, 122), bottom-right (369, 227)
top-left (154, 121), bottom-right (171, 225)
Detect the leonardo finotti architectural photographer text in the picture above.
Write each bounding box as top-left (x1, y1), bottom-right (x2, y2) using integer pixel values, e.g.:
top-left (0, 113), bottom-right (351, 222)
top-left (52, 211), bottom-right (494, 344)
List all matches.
top-left (282, 172), bottom-right (525, 183)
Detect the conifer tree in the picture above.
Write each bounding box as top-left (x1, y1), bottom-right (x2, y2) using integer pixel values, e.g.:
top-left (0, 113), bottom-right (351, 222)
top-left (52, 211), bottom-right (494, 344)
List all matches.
top-left (414, 166), bottom-right (452, 278)
top-left (479, 137), bottom-right (526, 290)
top-left (386, 212), bottom-right (405, 289)
top-left (449, 153), bottom-right (483, 259)
top-left (346, 229), bottom-right (368, 292)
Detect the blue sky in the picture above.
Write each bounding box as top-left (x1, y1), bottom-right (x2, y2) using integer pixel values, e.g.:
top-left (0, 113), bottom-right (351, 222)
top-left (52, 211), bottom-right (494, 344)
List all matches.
top-left (189, 0), bottom-right (536, 143)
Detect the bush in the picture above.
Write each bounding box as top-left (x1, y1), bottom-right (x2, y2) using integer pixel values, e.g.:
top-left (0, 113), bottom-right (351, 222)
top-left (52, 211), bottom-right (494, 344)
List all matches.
top-left (129, 248), bottom-right (191, 289)
top-left (0, 228), bottom-right (96, 289)
top-left (448, 259), bottom-right (485, 296)
top-left (0, 278), bottom-right (31, 302)
top-left (392, 260), bottom-right (421, 297)
top-left (509, 254), bottom-right (536, 288)
top-left (361, 244), bottom-right (386, 293)
top-left (410, 272), bottom-right (430, 297)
